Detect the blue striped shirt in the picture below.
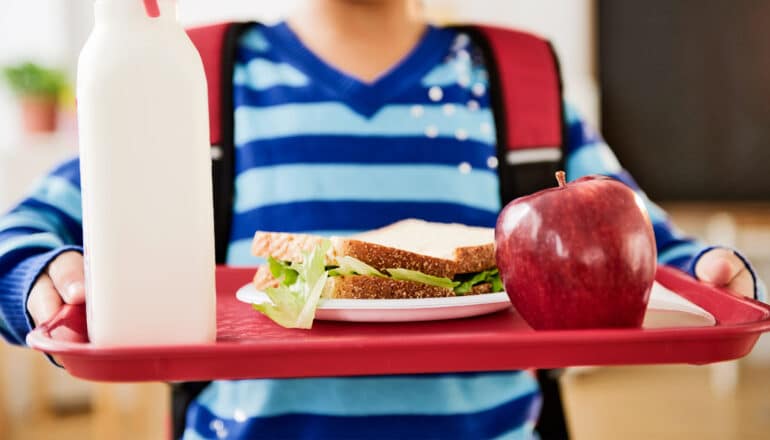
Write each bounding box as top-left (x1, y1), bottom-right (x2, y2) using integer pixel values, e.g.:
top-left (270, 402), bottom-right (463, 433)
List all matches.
top-left (0, 22), bottom-right (764, 439)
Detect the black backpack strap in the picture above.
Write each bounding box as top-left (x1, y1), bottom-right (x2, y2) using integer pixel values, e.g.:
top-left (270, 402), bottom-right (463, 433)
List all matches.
top-left (169, 381), bottom-right (213, 439)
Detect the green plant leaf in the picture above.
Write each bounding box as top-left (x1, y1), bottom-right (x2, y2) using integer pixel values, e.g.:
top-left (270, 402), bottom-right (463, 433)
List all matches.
top-left (2, 62), bottom-right (67, 97)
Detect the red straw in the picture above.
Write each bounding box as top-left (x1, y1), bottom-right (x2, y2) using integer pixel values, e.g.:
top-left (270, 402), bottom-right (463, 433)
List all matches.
top-left (143, 0), bottom-right (160, 18)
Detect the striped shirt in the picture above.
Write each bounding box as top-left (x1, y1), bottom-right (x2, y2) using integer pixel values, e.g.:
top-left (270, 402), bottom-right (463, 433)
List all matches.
top-left (0, 22), bottom-right (764, 439)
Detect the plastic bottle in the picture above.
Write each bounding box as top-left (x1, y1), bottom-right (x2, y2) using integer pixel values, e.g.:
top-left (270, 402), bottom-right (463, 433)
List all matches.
top-left (77, 0), bottom-right (216, 346)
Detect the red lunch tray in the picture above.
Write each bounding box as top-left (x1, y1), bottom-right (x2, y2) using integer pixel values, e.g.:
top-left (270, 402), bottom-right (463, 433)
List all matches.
top-left (27, 265), bottom-right (770, 382)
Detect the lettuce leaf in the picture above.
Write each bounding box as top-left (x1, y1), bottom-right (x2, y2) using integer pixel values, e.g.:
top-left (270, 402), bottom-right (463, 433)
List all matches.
top-left (386, 268), bottom-right (459, 290)
top-left (490, 271), bottom-right (503, 293)
top-left (453, 268), bottom-right (503, 295)
top-left (267, 256), bottom-right (298, 287)
top-left (330, 256), bottom-right (387, 278)
top-left (253, 240), bottom-right (331, 329)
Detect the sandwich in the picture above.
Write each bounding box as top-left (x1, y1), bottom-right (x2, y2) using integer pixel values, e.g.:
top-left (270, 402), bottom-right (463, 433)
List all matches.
top-left (250, 219), bottom-right (502, 328)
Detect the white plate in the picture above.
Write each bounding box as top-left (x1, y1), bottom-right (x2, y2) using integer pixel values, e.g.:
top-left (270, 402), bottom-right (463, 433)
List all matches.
top-left (236, 281), bottom-right (716, 325)
top-left (643, 282), bottom-right (716, 328)
top-left (235, 285), bottom-right (511, 322)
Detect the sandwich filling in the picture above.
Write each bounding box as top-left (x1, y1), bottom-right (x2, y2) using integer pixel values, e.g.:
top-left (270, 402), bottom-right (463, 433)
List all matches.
top-left (270, 255), bottom-right (502, 294)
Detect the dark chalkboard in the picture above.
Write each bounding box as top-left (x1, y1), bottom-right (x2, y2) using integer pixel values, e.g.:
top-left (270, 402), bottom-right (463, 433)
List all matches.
top-left (599, 0), bottom-right (770, 201)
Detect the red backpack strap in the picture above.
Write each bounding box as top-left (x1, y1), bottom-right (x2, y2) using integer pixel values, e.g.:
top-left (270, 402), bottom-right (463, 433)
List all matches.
top-left (187, 23), bottom-right (232, 146)
top-left (460, 25), bottom-right (566, 204)
top-left (187, 22), bottom-right (251, 265)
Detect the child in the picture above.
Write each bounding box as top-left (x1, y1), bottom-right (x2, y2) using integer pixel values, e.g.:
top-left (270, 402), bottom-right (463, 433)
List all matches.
top-left (1, 1), bottom-right (764, 438)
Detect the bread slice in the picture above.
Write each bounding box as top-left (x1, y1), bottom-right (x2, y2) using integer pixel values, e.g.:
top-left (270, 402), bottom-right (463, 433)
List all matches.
top-left (453, 244), bottom-right (496, 274)
top-left (351, 219), bottom-right (493, 255)
top-left (331, 238), bottom-right (457, 278)
top-left (323, 275), bottom-right (454, 299)
top-left (251, 219), bottom-right (496, 278)
top-left (251, 232), bottom-right (332, 264)
top-left (347, 219), bottom-right (495, 274)
top-left (253, 265), bottom-right (281, 291)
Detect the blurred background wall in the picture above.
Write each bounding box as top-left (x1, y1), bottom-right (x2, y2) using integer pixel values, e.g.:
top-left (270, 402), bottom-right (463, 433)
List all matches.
top-left (600, 0), bottom-right (770, 201)
top-left (0, 1), bottom-right (768, 439)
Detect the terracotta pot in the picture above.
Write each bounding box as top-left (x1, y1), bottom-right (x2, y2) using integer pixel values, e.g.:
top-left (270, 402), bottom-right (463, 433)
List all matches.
top-left (20, 95), bottom-right (58, 134)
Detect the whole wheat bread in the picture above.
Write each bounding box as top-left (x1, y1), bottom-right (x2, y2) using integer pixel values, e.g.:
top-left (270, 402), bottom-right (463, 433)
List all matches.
top-left (323, 276), bottom-right (455, 299)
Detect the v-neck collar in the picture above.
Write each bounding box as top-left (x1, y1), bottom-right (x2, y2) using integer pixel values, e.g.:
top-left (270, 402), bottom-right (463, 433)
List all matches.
top-left (263, 21), bottom-right (454, 118)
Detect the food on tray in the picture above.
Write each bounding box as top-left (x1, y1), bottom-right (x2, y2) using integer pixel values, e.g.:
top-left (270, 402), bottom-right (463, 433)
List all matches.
top-left (496, 171), bottom-right (657, 330)
top-left (250, 219), bottom-right (502, 328)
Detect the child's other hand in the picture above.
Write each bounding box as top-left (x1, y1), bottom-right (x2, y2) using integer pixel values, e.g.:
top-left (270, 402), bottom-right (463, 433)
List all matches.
top-left (695, 248), bottom-right (754, 298)
top-left (27, 251), bottom-right (85, 327)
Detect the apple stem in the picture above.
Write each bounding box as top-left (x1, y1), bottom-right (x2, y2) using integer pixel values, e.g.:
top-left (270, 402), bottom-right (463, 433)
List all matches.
top-left (555, 171), bottom-right (567, 188)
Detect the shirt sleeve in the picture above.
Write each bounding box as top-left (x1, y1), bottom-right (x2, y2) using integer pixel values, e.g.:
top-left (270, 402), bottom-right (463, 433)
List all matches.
top-left (0, 157), bottom-right (84, 345)
top-left (563, 104), bottom-right (765, 302)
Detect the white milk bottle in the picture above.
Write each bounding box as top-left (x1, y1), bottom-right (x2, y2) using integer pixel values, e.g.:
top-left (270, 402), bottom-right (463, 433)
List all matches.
top-left (77, 0), bottom-right (216, 346)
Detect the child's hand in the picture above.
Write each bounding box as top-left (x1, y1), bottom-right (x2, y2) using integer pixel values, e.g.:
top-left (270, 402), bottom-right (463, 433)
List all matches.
top-left (695, 248), bottom-right (754, 298)
top-left (27, 251), bottom-right (85, 327)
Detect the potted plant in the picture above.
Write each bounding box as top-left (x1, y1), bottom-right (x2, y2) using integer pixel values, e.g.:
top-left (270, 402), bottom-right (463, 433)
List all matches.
top-left (2, 62), bottom-right (67, 134)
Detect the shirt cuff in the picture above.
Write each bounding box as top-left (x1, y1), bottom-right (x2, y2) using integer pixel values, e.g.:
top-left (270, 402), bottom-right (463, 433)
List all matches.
top-left (687, 246), bottom-right (764, 302)
top-left (0, 245), bottom-right (83, 346)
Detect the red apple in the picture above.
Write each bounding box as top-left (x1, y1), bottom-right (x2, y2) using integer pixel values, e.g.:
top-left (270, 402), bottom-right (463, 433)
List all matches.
top-left (495, 171), bottom-right (656, 329)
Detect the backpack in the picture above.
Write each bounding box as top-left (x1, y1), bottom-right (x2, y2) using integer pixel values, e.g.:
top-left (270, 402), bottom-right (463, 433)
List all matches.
top-left (175, 22), bottom-right (568, 440)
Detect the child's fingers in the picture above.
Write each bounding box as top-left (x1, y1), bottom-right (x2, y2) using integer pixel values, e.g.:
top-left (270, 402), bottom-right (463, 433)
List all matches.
top-left (696, 255), bottom-right (735, 286)
top-left (695, 248), bottom-right (742, 285)
top-left (724, 268), bottom-right (754, 299)
top-left (27, 273), bottom-right (64, 327)
top-left (45, 251), bottom-right (86, 304)
top-left (695, 248), bottom-right (753, 297)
